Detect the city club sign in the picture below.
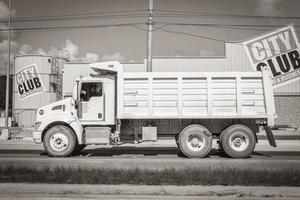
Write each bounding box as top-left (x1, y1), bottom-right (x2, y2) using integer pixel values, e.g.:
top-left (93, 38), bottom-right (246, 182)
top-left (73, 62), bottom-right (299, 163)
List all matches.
top-left (16, 64), bottom-right (45, 100)
top-left (243, 25), bottom-right (300, 87)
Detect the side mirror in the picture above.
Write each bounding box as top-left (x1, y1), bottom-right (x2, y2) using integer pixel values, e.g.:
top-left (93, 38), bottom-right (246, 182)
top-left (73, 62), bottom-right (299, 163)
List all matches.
top-left (72, 84), bottom-right (78, 101)
top-left (74, 100), bottom-right (79, 109)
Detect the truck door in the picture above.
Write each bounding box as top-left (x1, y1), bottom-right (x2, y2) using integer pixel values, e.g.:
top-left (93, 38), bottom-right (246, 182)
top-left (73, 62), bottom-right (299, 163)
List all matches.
top-left (78, 81), bottom-right (104, 123)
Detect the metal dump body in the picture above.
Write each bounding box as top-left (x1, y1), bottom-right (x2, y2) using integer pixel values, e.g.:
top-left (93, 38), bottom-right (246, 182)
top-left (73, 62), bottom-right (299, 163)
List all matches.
top-left (117, 68), bottom-right (275, 125)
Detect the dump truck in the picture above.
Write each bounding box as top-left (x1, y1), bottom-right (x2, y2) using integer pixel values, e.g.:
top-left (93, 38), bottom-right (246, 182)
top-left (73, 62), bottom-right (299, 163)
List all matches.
top-left (33, 61), bottom-right (277, 158)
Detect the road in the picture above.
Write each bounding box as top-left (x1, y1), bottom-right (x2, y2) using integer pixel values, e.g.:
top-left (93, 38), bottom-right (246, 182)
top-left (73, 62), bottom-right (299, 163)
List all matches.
top-left (0, 139), bottom-right (300, 170)
top-left (0, 139), bottom-right (300, 199)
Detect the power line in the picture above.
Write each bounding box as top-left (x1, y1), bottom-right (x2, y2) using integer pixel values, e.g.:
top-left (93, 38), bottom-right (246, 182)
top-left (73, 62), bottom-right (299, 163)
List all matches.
top-left (0, 14), bottom-right (147, 23)
top-left (155, 26), bottom-right (288, 54)
top-left (153, 22), bottom-right (300, 35)
top-left (155, 21), bottom-right (300, 28)
top-left (0, 9), bottom-right (299, 24)
top-left (1, 21), bottom-right (299, 35)
top-left (0, 9), bottom-right (147, 22)
top-left (0, 22), bottom-right (146, 32)
top-left (154, 9), bottom-right (300, 20)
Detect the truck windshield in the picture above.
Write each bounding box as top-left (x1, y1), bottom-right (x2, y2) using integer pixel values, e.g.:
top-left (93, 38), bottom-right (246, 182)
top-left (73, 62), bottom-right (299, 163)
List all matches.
top-left (80, 82), bottom-right (102, 101)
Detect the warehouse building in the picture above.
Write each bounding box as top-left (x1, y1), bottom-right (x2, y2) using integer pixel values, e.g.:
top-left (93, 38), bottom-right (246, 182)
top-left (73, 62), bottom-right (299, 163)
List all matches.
top-left (63, 42), bottom-right (300, 128)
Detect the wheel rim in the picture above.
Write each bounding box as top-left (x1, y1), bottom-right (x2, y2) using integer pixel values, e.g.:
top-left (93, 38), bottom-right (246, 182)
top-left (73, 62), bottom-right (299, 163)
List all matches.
top-left (49, 133), bottom-right (69, 152)
top-left (186, 132), bottom-right (206, 152)
top-left (228, 131), bottom-right (249, 152)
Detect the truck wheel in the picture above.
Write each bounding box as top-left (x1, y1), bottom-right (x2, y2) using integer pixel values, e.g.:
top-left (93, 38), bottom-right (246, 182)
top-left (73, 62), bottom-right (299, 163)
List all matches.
top-left (178, 125), bottom-right (212, 158)
top-left (43, 125), bottom-right (76, 157)
top-left (220, 124), bottom-right (256, 158)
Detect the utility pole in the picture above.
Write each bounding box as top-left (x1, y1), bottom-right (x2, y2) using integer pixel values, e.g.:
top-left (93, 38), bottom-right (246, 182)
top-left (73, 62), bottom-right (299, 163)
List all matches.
top-left (1, 0), bottom-right (11, 139)
top-left (146, 0), bottom-right (153, 72)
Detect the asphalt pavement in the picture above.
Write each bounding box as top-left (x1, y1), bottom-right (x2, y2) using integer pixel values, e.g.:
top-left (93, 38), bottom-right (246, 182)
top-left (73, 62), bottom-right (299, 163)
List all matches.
top-left (0, 129), bottom-right (300, 199)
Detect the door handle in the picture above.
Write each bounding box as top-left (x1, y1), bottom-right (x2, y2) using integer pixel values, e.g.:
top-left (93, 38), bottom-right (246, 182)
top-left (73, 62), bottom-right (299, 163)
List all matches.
top-left (98, 113), bottom-right (102, 118)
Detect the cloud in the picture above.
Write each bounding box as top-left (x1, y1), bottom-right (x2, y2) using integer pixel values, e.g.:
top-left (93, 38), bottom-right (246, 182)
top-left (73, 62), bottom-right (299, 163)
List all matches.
top-left (0, 40), bottom-right (19, 73)
top-left (255, 0), bottom-right (284, 16)
top-left (62, 39), bottom-right (79, 61)
top-left (0, 1), bottom-right (16, 19)
top-left (101, 52), bottom-right (125, 61)
top-left (0, 37), bottom-right (102, 74)
top-left (0, 40), bottom-right (18, 57)
top-left (18, 44), bottom-right (33, 55)
top-left (0, 1), bottom-right (18, 73)
top-left (0, 1), bottom-right (17, 40)
top-left (84, 52), bottom-right (99, 62)
top-left (35, 48), bottom-right (47, 55)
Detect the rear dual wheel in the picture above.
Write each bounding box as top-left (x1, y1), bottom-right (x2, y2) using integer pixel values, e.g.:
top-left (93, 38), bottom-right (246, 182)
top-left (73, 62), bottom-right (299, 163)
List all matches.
top-left (220, 124), bottom-right (256, 158)
top-left (178, 125), bottom-right (212, 158)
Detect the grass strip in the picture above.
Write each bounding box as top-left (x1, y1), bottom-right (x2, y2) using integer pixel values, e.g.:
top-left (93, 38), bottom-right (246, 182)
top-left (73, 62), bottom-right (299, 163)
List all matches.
top-left (0, 166), bottom-right (299, 186)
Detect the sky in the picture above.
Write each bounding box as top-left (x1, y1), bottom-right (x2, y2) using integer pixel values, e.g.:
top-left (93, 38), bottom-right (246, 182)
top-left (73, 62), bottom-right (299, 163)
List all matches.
top-left (1, 0), bottom-right (300, 73)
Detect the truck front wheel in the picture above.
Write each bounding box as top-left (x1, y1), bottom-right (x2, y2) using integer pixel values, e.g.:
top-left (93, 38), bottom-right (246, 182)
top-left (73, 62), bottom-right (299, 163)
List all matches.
top-left (178, 125), bottom-right (212, 158)
top-left (43, 125), bottom-right (76, 157)
top-left (220, 124), bottom-right (256, 158)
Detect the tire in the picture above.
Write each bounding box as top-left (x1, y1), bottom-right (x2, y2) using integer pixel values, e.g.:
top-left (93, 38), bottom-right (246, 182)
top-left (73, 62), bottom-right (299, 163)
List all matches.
top-left (178, 125), bottom-right (212, 158)
top-left (43, 125), bottom-right (76, 157)
top-left (73, 144), bottom-right (87, 155)
top-left (220, 124), bottom-right (256, 158)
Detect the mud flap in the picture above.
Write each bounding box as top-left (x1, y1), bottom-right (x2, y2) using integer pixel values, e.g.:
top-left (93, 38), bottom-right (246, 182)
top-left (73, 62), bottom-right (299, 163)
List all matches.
top-left (263, 126), bottom-right (277, 147)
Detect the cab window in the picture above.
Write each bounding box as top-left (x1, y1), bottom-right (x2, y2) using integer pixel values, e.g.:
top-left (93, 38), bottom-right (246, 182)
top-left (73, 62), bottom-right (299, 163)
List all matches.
top-left (80, 82), bottom-right (102, 101)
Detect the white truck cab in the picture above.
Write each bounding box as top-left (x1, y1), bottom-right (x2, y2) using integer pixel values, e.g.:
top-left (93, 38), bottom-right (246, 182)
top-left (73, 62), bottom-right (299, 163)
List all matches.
top-left (33, 61), bottom-right (277, 158)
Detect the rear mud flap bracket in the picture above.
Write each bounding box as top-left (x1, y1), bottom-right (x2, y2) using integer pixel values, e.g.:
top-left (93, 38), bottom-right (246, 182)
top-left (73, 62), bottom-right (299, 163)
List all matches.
top-left (263, 126), bottom-right (277, 147)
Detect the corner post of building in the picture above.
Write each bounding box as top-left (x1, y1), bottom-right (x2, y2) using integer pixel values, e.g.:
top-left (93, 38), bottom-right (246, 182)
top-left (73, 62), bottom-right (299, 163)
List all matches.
top-left (1, 0), bottom-right (12, 140)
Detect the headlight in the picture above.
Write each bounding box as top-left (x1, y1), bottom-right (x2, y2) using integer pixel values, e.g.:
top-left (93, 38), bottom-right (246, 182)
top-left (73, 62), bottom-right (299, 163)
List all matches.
top-left (39, 109), bottom-right (44, 115)
top-left (34, 122), bottom-right (42, 130)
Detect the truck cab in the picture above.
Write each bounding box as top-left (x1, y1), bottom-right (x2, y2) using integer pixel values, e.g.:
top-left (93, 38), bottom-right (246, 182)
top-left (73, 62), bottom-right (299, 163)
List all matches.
top-left (33, 61), bottom-right (121, 156)
top-left (76, 76), bottom-right (115, 126)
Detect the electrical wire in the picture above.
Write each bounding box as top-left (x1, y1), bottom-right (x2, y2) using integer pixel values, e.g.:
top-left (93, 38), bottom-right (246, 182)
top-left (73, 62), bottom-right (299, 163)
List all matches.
top-left (153, 21), bottom-right (300, 35)
top-left (155, 21), bottom-right (300, 28)
top-left (154, 9), bottom-right (300, 20)
top-left (0, 9), bottom-right (299, 23)
top-left (0, 9), bottom-right (147, 23)
top-left (155, 26), bottom-right (289, 54)
top-left (0, 22), bottom-right (146, 32)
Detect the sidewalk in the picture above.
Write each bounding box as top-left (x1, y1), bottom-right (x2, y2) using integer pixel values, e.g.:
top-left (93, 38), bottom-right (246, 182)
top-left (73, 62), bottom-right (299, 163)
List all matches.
top-left (0, 183), bottom-right (299, 199)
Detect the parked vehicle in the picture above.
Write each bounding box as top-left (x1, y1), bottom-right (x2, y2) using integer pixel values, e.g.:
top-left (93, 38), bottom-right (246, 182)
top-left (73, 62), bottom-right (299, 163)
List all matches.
top-left (33, 61), bottom-right (277, 158)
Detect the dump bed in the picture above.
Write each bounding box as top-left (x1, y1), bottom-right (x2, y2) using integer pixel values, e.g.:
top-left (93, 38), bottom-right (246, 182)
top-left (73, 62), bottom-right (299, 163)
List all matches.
top-left (117, 67), bottom-right (275, 125)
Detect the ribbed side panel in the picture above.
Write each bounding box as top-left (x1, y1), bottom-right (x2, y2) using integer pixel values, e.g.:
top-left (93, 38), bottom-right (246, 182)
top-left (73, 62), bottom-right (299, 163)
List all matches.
top-left (122, 72), bottom-right (267, 118)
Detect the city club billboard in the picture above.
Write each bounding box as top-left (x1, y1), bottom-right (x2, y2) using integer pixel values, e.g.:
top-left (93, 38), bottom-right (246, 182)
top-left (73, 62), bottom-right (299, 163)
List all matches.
top-left (243, 25), bottom-right (300, 88)
top-left (16, 64), bottom-right (45, 100)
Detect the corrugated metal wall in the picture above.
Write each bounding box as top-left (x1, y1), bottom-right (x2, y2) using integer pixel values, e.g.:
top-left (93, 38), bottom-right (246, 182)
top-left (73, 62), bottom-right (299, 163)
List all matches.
top-left (63, 63), bottom-right (91, 97)
top-left (123, 43), bottom-right (252, 72)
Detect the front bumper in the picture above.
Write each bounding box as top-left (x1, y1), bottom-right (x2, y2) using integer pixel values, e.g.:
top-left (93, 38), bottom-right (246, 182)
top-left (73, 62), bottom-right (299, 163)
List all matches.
top-left (32, 131), bottom-right (42, 144)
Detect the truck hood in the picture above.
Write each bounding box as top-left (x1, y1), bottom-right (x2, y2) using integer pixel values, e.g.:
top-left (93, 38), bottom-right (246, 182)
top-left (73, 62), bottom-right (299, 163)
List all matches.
top-left (36, 98), bottom-right (74, 122)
